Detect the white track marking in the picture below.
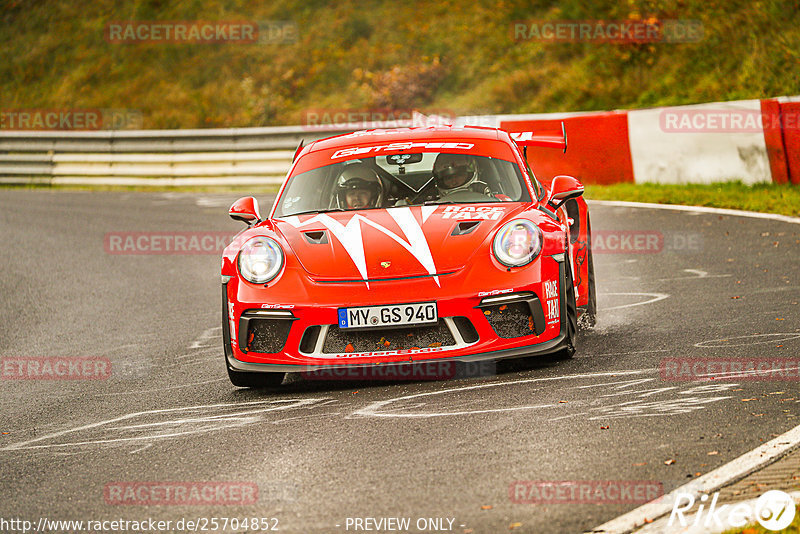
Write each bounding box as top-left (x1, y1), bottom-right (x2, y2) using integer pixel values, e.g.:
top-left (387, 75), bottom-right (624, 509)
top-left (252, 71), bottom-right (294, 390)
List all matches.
top-left (189, 326), bottom-right (221, 349)
top-left (575, 378), bottom-right (657, 390)
top-left (271, 412), bottom-right (343, 425)
top-left (695, 333), bottom-right (800, 348)
top-left (592, 350), bottom-right (672, 357)
top-left (599, 292), bottom-right (670, 311)
top-left (353, 368), bottom-right (739, 420)
top-left (93, 378), bottom-right (226, 397)
top-left (163, 356), bottom-right (217, 368)
top-left (175, 347), bottom-right (219, 359)
top-left (129, 443), bottom-right (152, 454)
top-left (0, 399), bottom-right (327, 451)
top-left (588, 200), bottom-right (800, 225)
top-left (588, 423), bottom-right (800, 534)
top-left (354, 369), bottom-right (651, 418)
top-left (657, 269), bottom-right (733, 282)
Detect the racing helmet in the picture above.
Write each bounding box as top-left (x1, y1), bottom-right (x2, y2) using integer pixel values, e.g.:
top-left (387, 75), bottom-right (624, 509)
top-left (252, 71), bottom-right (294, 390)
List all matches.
top-left (433, 153), bottom-right (479, 195)
top-left (335, 163), bottom-right (384, 209)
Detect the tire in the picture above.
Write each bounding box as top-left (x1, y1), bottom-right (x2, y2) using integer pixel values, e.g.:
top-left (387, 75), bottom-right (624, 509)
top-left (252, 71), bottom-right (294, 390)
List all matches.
top-left (581, 242), bottom-right (597, 329)
top-left (555, 255), bottom-right (578, 359)
top-left (226, 362), bottom-right (285, 388)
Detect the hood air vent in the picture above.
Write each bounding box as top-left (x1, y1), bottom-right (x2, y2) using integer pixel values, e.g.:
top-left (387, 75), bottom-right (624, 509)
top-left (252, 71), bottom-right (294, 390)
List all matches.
top-left (451, 220), bottom-right (481, 236)
top-left (302, 230), bottom-right (328, 244)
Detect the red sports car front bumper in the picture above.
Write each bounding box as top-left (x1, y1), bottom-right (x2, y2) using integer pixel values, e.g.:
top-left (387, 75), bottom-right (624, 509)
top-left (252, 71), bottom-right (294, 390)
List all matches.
top-left (223, 253), bottom-right (571, 373)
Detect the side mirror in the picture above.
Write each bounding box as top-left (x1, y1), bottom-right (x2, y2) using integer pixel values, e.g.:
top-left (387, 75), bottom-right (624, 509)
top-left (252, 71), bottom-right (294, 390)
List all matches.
top-left (546, 175), bottom-right (584, 211)
top-left (229, 196), bottom-right (261, 226)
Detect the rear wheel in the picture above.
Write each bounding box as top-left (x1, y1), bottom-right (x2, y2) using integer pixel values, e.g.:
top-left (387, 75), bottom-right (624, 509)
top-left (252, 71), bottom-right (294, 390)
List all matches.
top-left (226, 362), bottom-right (285, 388)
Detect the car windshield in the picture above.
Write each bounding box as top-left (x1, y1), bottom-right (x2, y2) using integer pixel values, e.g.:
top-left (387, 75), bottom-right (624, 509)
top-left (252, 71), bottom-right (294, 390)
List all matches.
top-left (274, 152), bottom-right (531, 217)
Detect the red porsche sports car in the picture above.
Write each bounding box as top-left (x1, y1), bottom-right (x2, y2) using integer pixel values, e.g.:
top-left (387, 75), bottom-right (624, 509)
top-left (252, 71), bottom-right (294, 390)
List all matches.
top-left (221, 125), bottom-right (595, 387)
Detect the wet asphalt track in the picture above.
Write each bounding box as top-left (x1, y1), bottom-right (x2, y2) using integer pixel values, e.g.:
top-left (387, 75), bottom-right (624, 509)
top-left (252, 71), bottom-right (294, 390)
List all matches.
top-left (0, 189), bottom-right (798, 534)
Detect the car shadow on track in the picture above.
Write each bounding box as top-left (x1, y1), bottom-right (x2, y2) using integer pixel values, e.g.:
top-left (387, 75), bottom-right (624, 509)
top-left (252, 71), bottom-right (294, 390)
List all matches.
top-left (225, 355), bottom-right (567, 396)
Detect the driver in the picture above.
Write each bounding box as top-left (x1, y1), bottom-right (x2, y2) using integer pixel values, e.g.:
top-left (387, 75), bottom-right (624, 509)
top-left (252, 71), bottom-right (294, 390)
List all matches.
top-left (335, 163), bottom-right (384, 209)
top-left (433, 153), bottom-right (489, 197)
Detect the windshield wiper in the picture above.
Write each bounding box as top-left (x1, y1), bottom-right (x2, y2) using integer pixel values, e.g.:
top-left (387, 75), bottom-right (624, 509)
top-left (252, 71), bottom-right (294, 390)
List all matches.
top-left (285, 208), bottom-right (346, 217)
top-left (422, 200), bottom-right (461, 206)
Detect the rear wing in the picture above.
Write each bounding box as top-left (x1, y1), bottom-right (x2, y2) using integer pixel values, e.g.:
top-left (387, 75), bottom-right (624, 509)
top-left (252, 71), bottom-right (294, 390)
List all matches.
top-left (509, 121), bottom-right (568, 153)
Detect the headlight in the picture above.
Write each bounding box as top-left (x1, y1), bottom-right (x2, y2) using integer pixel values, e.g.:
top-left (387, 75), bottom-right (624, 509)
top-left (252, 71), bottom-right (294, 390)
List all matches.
top-left (492, 219), bottom-right (542, 267)
top-left (238, 237), bottom-right (284, 284)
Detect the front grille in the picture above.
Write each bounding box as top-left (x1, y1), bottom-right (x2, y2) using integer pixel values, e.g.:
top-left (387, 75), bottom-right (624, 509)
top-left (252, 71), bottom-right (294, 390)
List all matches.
top-left (245, 318), bottom-right (292, 353)
top-left (322, 320), bottom-right (456, 354)
top-left (482, 301), bottom-right (538, 339)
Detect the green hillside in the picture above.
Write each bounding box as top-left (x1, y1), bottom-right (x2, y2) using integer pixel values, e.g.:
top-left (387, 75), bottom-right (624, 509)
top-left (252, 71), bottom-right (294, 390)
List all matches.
top-left (1, 0), bottom-right (798, 129)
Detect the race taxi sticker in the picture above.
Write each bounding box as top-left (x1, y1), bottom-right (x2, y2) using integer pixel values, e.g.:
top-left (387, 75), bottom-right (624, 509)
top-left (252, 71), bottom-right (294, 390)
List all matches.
top-left (441, 206), bottom-right (506, 220)
top-left (228, 301), bottom-right (237, 346)
top-left (544, 279), bottom-right (559, 324)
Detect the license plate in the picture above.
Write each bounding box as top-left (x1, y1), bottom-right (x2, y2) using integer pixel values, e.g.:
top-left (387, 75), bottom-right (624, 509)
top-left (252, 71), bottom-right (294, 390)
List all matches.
top-left (338, 302), bottom-right (438, 329)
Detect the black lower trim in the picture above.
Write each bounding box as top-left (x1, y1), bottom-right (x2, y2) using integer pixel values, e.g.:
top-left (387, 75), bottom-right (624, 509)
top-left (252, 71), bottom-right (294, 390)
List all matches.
top-left (222, 282), bottom-right (233, 360)
top-left (226, 325), bottom-right (568, 373)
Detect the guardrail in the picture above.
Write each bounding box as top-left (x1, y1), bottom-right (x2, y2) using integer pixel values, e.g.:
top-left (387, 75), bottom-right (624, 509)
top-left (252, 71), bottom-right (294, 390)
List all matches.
top-left (0, 114), bottom-right (552, 186)
top-left (0, 126), bottom-right (352, 186)
top-left (2, 99), bottom-right (798, 186)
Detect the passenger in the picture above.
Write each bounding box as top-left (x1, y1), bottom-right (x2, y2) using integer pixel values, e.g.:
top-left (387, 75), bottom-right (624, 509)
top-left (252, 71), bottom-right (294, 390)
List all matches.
top-left (433, 153), bottom-right (490, 197)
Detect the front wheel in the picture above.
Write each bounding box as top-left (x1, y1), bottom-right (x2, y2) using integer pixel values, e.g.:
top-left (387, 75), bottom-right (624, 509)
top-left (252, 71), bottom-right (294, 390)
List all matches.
top-left (580, 241), bottom-right (597, 329)
top-left (555, 255), bottom-right (578, 359)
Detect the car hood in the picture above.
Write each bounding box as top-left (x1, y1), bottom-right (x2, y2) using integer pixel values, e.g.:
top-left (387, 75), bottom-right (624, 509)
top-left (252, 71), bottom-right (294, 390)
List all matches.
top-left (273, 204), bottom-right (532, 281)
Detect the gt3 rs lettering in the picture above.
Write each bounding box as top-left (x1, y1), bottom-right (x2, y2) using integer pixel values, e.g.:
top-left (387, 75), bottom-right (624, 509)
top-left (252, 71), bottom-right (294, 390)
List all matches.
top-left (331, 142), bottom-right (474, 159)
